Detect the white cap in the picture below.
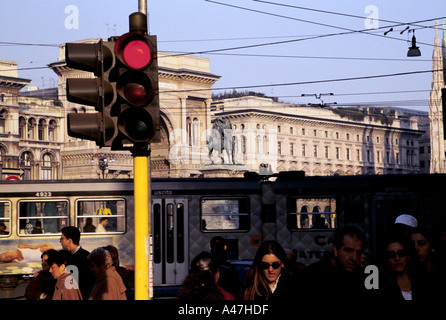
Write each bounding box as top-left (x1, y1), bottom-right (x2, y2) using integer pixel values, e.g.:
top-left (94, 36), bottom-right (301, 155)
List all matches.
top-left (394, 214), bottom-right (418, 228)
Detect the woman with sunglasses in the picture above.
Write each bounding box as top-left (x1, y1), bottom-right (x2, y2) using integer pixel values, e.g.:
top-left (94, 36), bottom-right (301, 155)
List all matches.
top-left (242, 240), bottom-right (296, 301)
top-left (378, 234), bottom-right (419, 301)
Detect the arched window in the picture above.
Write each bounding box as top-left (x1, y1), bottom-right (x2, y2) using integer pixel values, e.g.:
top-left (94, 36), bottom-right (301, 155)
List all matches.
top-left (41, 153), bottom-right (52, 180)
top-left (48, 120), bottom-right (57, 142)
top-left (186, 117), bottom-right (192, 146)
top-left (192, 118), bottom-right (199, 146)
top-left (38, 119), bottom-right (46, 141)
top-left (28, 118), bottom-right (36, 140)
top-left (19, 117), bottom-right (26, 139)
top-left (0, 109), bottom-right (7, 133)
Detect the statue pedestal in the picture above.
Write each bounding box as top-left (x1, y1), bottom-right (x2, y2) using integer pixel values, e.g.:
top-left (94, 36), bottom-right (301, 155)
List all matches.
top-left (198, 164), bottom-right (249, 178)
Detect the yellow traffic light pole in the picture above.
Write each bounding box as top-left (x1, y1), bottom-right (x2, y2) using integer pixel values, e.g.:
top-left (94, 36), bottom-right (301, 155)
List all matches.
top-left (133, 148), bottom-right (152, 300)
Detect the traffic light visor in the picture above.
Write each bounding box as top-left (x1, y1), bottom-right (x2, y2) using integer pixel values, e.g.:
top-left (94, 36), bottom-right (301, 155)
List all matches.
top-left (115, 33), bottom-right (152, 69)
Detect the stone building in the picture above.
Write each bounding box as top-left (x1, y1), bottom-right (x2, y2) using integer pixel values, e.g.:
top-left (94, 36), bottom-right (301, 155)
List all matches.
top-left (211, 96), bottom-right (425, 176)
top-left (0, 60), bottom-right (64, 180)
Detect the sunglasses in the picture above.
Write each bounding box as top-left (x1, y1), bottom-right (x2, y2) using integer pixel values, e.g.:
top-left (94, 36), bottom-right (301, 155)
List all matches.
top-left (260, 262), bottom-right (282, 270)
top-left (386, 249), bottom-right (408, 259)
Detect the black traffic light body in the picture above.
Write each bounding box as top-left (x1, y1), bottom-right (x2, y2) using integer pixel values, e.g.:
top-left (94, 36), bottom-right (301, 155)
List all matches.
top-left (108, 32), bottom-right (160, 150)
top-left (65, 40), bottom-right (117, 146)
top-left (65, 12), bottom-right (160, 150)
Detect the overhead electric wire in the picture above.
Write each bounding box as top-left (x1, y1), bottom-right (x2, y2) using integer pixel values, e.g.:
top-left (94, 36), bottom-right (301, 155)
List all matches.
top-left (160, 68), bottom-right (442, 94)
top-left (204, 0), bottom-right (444, 49)
top-left (252, 0), bottom-right (438, 31)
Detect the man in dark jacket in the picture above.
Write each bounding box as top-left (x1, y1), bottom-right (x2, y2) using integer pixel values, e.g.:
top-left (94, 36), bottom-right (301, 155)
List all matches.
top-left (60, 226), bottom-right (95, 299)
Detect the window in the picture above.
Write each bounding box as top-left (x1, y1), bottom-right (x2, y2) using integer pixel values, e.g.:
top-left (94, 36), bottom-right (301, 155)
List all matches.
top-left (48, 120), bottom-right (57, 142)
top-left (278, 142), bottom-right (282, 155)
top-left (201, 197), bottom-right (249, 231)
top-left (77, 198), bottom-right (126, 234)
top-left (313, 145), bottom-right (318, 157)
top-left (290, 143), bottom-right (294, 156)
top-left (38, 119), bottom-right (46, 141)
top-left (302, 144), bottom-right (306, 157)
top-left (0, 201), bottom-right (11, 236)
top-left (41, 153), bottom-right (52, 180)
top-left (18, 200), bottom-right (69, 235)
top-left (287, 197), bottom-right (337, 230)
top-left (346, 148), bottom-right (350, 160)
top-left (325, 146), bottom-right (329, 159)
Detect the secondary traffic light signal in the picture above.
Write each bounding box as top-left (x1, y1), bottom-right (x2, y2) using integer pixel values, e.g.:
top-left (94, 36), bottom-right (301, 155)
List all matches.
top-left (65, 12), bottom-right (160, 150)
top-left (65, 40), bottom-right (117, 147)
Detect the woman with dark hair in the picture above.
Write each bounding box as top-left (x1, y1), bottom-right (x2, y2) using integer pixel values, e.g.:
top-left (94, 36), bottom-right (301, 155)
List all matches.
top-left (49, 250), bottom-right (83, 300)
top-left (378, 234), bottom-right (417, 301)
top-left (177, 251), bottom-right (233, 301)
top-left (242, 240), bottom-right (296, 301)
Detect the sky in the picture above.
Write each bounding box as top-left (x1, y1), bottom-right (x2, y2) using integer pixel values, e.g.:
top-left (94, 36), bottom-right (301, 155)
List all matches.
top-left (2, 0), bottom-right (446, 112)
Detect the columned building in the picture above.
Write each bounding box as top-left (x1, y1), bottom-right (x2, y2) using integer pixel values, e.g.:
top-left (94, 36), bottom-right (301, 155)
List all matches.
top-left (0, 60), bottom-right (64, 180)
top-left (212, 96), bottom-right (424, 176)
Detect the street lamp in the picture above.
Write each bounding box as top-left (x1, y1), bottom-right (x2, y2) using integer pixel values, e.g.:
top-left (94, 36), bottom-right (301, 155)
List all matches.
top-left (91, 155), bottom-right (115, 179)
top-left (407, 30), bottom-right (421, 57)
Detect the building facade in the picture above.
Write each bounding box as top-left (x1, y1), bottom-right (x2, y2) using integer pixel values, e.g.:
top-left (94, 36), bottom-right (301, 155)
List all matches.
top-left (211, 96), bottom-right (424, 176)
top-left (0, 60), bottom-right (64, 180)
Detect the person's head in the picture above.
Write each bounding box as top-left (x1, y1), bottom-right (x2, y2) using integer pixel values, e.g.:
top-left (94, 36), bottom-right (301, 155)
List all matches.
top-left (88, 247), bottom-right (112, 277)
top-left (253, 241), bottom-right (287, 285)
top-left (332, 225), bottom-right (366, 272)
top-left (0, 223), bottom-right (6, 230)
top-left (48, 250), bottom-right (71, 279)
top-left (209, 236), bottom-right (227, 262)
top-left (384, 235), bottom-right (411, 274)
top-left (99, 217), bottom-right (109, 226)
top-left (410, 227), bottom-right (435, 264)
top-left (85, 218), bottom-right (93, 226)
top-left (60, 226), bottom-right (81, 251)
top-left (190, 251), bottom-right (219, 276)
top-left (41, 249), bottom-right (57, 271)
top-left (103, 245), bottom-right (120, 268)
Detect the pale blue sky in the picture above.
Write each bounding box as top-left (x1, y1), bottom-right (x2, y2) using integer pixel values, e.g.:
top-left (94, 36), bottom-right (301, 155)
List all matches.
top-left (2, 0), bottom-right (446, 112)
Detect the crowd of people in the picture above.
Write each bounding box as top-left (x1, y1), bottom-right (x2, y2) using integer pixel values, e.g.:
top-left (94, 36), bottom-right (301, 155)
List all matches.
top-left (24, 226), bottom-right (133, 300)
top-left (21, 214), bottom-right (445, 301)
top-left (176, 215), bottom-right (446, 302)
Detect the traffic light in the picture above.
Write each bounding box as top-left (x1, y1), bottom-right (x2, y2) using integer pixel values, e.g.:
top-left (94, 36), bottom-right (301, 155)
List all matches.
top-left (65, 40), bottom-right (117, 147)
top-left (65, 12), bottom-right (160, 150)
top-left (110, 13), bottom-right (160, 150)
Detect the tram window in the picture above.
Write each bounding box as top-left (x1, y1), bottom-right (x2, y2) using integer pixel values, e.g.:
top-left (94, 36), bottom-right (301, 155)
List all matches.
top-left (18, 200), bottom-right (69, 235)
top-left (0, 201), bottom-right (11, 236)
top-left (201, 197), bottom-right (249, 232)
top-left (76, 199), bottom-right (126, 234)
top-left (287, 197), bottom-right (337, 231)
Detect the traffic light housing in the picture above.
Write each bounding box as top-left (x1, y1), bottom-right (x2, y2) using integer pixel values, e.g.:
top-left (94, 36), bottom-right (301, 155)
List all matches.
top-left (65, 40), bottom-right (117, 147)
top-left (65, 12), bottom-right (160, 151)
top-left (111, 29), bottom-right (160, 149)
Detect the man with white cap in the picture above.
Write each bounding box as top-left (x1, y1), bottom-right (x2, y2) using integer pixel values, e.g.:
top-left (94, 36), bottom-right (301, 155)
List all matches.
top-left (395, 214), bottom-right (418, 228)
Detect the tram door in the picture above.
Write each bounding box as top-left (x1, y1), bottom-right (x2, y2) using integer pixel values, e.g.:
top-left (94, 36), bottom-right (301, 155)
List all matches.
top-left (152, 198), bottom-right (188, 286)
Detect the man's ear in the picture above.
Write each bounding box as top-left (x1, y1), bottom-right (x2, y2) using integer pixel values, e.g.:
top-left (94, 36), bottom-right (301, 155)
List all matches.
top-left (332, 245), bottom-right (338, 257)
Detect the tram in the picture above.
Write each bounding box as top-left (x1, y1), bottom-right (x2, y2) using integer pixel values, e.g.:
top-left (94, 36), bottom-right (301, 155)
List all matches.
top-left (0, 172), bottom-right (444, 295)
